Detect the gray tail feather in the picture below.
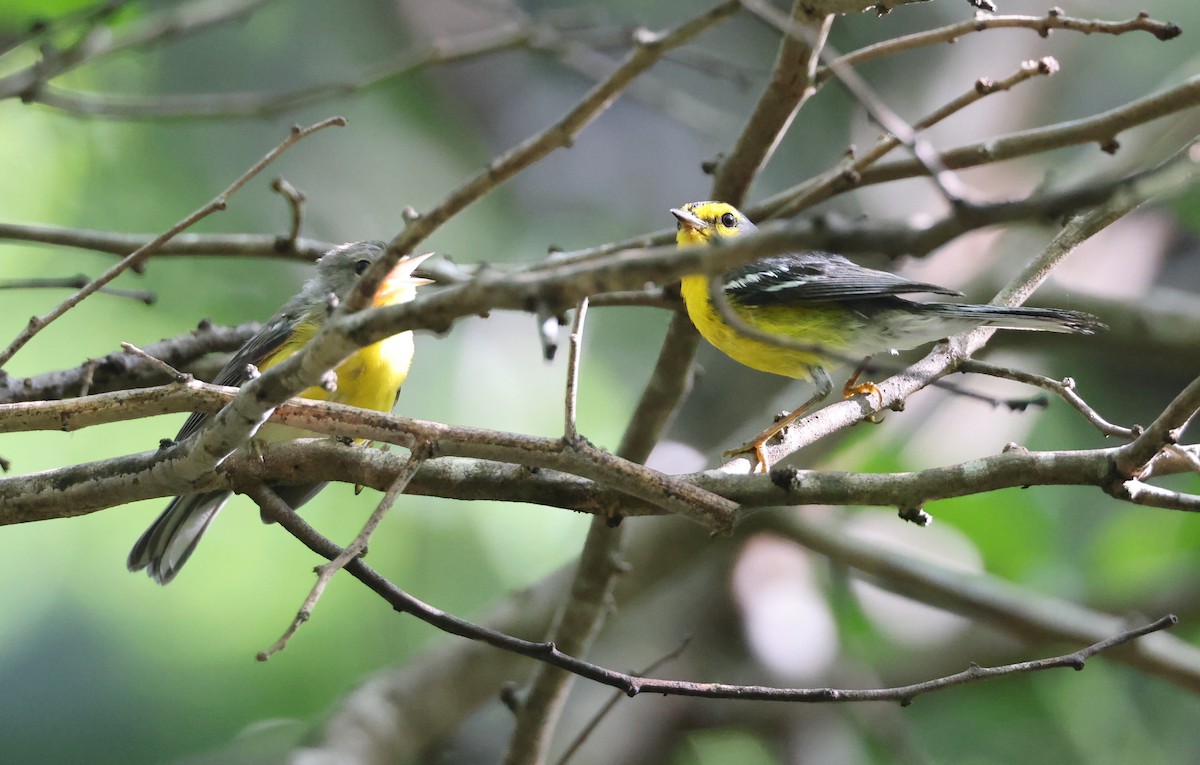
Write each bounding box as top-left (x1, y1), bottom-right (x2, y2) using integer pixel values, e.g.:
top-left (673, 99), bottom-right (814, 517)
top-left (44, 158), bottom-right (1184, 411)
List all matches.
top-left (129, 481), bottom-right (326, 585)
top-left (128, 491), bottom-right (230, 585)
top-left (924, 303), bottom-right (1106, 335)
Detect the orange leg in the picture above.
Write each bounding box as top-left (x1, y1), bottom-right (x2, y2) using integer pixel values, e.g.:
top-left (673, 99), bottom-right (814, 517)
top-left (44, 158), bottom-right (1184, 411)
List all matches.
top-left (724, 368), bottom-right (834, 473)
top-left (842, 357), bottom-right (884, 409)
top-left (723, 393), bottom-right (823, 472)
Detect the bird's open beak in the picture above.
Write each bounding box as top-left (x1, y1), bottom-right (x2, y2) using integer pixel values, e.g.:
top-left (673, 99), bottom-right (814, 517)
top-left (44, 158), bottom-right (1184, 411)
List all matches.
top-left (374, 251), bottom-right (434, 306)
top-left (670, 207), bottom-right (706, 232)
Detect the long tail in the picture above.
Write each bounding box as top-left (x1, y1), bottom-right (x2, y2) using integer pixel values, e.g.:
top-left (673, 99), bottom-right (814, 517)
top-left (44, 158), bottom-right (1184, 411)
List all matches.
top-left (128, 480), bottom-right (325, 584)
top-left (922, 303), bottom-right (1106, 334)
top-left (127, 492), bottom-right (229, 585)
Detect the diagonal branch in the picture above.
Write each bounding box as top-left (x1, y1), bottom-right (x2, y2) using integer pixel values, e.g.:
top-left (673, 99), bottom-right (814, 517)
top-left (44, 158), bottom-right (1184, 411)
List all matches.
top-left (710, 2), bottom-right (831, 206)
top-left (257, 446), bottom-right (427, 660)
top-left (251, 490), bottom-right (1182, 705)
top-left (0, 0), bottom-right (277, 102)
top-left (769, 55), bottom-right (1061, 219)
top-left (1115, 374), bottom-right (1200, 478)
top-left (351, 1), bottom-right (742, 311)
top-left (0, 321), bottom-right (257, 404)
top-left (0, 116), bottom-right (345, 369)
top-left (814, 10), bottom-right (1181, 86)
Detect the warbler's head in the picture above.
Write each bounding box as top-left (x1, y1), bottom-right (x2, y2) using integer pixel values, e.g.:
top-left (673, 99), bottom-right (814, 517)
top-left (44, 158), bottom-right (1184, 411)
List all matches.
top-left (670, 201), bottom-right (756, 247)
top-left (313, 241), bottom-right (433, 308)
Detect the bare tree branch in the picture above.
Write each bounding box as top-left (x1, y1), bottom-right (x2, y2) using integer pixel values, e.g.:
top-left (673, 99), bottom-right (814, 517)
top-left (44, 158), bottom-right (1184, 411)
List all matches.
top-left (959, 360), bottom-right (1135, 439)
top-left (782, 74), bottom-right (1200, 205)
top-left (1116, 374), bottom-right (1200, 478)
top-left (0, 116), bottom-right (345, 369)
top-left (746, 0), bottom-right (971, 208)
top-left (0, 382), bottom-right (738, 528)
top-left (0, 320), bottom-right (257, 403)
top-left (709, 2), bottom-right (831, 206)
top-left (258, 446), bottom-right (427, 660)
top-left (0, 0), bottom-right (278, 102)
top-left (245, 488), bottom-right (1184, 706)
top-left (769, 55), bottom-right (1061, 219)
top-left (815, 10), bottom-right (1182, 87)
top-left (0, 222), bottom-right (333, 261)
top-left (353, 1), bottom-right (742, 311)
top-left (24, 21), bottom-right (533, 119)
top-left (0, 274), bottom-right (155, 303)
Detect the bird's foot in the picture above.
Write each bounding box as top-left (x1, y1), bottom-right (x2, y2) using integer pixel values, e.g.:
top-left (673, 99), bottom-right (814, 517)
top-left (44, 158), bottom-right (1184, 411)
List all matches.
top-left (722, 439), bottom-right (771, 474)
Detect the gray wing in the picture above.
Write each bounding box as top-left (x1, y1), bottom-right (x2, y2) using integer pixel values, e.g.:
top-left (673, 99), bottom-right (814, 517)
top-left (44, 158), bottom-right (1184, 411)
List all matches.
top-left (173, 309), bottom-right (300, 443)
top-left (726, 253), bottom-right (963, 306)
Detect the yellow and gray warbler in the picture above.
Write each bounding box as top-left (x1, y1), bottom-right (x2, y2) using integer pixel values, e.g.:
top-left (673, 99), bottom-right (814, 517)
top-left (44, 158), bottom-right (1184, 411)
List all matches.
top-left (129, 241), bottom-right (431, 583)
top-left (671, 200), bottom-right (1104, 470)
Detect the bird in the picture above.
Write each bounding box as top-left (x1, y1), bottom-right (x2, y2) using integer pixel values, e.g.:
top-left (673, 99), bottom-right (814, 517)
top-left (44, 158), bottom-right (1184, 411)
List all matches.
top-left (128, 241), bottom-right (432, 584)
top-left (670, 200), bottom-right (1104, 471)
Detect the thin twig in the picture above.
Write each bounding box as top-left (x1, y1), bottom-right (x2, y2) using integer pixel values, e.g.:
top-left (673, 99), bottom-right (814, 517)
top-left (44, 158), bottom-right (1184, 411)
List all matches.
top-left (257, 445), bottom-right (427, 660)
top-left (1112, 479), bottom-right (1200, 512)
top-left (814, 10), bottom-right (1181, 86)
top-left (743, 0), bottom-right (968, 208)
top-left (118, 342), bottom-right (193, 383)
top-left (247, 491), bottom-right (1183, 705)
top-left (0, 274), bottom-right (155, 304)
top-left (710, 2), bottom-right (831, 206)
top-left (767, 74), bottom-right (1200, 207)
top-left (1116, 374), bottom-right (1200, 478)
top-left (0, 116), bottom-right (345, 370)
top-left (351, 1), bottom-right (742, 312)
top-left (770, 55), bottom-right (1060, 219)
top-left (0, 223), bottom-right (334, 261)
top-left (959, 360), bottom-right (1134, 439)
top-left (555, 637), bottom-right (692, 765)
top-left (270, 176), bottom-right (306, 246)
top-left (0, 320), bottom-right (257, 404)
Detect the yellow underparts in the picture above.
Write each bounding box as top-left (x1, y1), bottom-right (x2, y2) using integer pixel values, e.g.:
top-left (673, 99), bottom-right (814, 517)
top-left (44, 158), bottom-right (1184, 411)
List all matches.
top-left (261, 318), bottom-right (414, 413)
top-left (679, 274), bottom-right (844, 381)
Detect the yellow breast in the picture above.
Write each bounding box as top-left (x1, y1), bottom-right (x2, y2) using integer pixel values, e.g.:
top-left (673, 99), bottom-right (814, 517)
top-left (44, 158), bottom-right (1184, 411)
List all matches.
top-left (679, 274), bottom-right (845, 381)
top-left (261, 320), bottom-right (415, 412)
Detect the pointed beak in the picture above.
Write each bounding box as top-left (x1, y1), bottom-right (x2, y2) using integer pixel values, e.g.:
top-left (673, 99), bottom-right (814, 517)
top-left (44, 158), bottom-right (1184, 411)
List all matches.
top-left (670, 207), bottom-right (706, 232)
top-left (374, 251), bottom-right (434, 306)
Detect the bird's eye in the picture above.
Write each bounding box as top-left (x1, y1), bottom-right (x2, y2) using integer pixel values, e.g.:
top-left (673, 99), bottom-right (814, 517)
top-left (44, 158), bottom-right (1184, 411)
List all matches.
top-left (720, 212), bottom-right (738, 228)
top-left (354, 259), bottom-right (371, 275)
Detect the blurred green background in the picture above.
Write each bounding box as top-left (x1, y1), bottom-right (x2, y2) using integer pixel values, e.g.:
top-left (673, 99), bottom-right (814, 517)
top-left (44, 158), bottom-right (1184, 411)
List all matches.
top-left (2, 0), bottom-right (1200, 763)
